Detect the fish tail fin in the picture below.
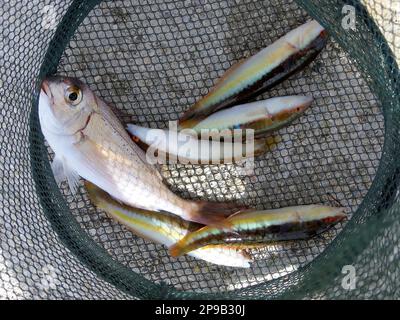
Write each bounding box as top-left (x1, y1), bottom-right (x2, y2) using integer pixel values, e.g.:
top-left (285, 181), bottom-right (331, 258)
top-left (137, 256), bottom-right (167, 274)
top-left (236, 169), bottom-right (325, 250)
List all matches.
top-left (178, 100), bottom-right (211, 128)
top-left (177, 117), bottom-right (199, 130)
top-left (184, 201), bottom-right (246, 229)
top-left (178, 113), bottom-right (202, 129)
top-left (168, 240), bottom-right (186, 257)
top-left (253, 134), bottom-right (282, 156)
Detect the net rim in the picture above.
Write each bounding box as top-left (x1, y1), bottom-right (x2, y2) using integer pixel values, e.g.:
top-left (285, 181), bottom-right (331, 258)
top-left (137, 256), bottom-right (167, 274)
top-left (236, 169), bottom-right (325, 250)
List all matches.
top-left (29, 0), bottom-right (399, 299)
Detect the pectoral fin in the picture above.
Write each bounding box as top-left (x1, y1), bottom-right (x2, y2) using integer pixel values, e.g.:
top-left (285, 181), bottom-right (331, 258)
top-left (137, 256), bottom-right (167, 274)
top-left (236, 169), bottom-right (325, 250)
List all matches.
top-left (51, 154), bottom-right (80, 194)
top-left (65, 165), bottom-right (80, 195)
top-left (51, 155), bottom-right (65, 185)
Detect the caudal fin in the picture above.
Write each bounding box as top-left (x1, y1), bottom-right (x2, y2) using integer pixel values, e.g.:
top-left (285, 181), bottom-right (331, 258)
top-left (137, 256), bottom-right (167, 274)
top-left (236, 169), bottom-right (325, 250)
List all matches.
top-left (169, 240), bottom-right (186, 257)
top-left (185, 201), bottom-right (247, 228)
top-left (253, 135), bottom-right (281, 156)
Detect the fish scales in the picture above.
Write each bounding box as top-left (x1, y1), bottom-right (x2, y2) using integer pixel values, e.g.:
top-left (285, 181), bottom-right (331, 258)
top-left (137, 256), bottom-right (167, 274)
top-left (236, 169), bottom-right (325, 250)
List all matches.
top-left (86, 182), bottom-right (252, 268)
top-left (179, 20), bottom-right (327, 127)
top-left (169, 205), bottom-right (346, 257)
top-left (39, 77), bottom-right (245, 226)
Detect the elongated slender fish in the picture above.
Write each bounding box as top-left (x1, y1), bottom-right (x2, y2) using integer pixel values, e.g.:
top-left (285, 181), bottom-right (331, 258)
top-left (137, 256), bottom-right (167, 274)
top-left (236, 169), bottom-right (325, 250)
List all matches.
top-left (190, 96), bottom-right (313, 137)
top-left (39, 76), bottom-right (246, 226)
top-left (169, 205), bottom-right (346, 257)
top-left (179, 20), bottom-right (327, 127)
top-left (126, 123), bottom-right (274, 164)
top-left (85, 181), bottom-right (252, 268)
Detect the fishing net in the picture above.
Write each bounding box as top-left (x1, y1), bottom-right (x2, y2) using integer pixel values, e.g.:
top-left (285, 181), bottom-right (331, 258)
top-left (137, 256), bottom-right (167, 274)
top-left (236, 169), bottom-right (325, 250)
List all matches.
top-left (0, 0), bottom-right (398, 299)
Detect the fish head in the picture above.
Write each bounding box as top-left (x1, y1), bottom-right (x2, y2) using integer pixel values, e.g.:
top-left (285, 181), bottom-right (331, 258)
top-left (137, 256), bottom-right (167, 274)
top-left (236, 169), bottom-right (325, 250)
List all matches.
top-left (41, 76), bottom-right (98, 135)
top-left (321, 206), bottom-right (347, 224)
top-left (289, 95), bottom-right (313, 115)
top-left (268, 96), bottom-right (313, 123)
top-left (301, 204), bottom-right (347, 226)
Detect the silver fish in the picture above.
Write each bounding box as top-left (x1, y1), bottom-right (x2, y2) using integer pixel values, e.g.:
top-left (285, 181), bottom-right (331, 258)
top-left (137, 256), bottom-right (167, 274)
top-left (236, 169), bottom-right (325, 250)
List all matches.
top-left (126, 123), bottom-right (275, 164)
top-left (189, 96), bottom-right (313, 137)
top-left (179, 20), bottom-right (326, 127)
top-left (86, 181), bottom-right (253, 268)
top-left (39, 76), bottom-right (245, 226)
top-left (169, 205), bottom-right (346, 257)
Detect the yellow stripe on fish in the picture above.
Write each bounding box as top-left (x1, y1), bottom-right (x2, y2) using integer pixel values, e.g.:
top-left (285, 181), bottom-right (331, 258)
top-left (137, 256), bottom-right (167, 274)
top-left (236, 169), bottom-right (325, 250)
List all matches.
top-left (190, 96), bottom-right (313, 137)
top-left (179, 20), bottom-right (327, 127)
top-left (85, 181), bottom-right (253, 268)
top-left (169, 205), bottom-right (346, 257)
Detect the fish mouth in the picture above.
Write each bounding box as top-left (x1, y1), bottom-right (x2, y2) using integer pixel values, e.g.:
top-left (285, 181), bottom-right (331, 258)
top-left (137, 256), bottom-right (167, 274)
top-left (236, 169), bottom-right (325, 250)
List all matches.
top-left (292, 96), bottom-right (313, 114)
top-left (41, 79), bottom-right (52, 100)
top-left (298, 99), bottom-right (313, 112)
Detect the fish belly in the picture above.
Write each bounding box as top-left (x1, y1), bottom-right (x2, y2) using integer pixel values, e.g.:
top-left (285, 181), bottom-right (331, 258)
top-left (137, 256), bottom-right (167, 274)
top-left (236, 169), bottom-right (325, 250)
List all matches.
top-left (66, 132), bottom-right (191, 218)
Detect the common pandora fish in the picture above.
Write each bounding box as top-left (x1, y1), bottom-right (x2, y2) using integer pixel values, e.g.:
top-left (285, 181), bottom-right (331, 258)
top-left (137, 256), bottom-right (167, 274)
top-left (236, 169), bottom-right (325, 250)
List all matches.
top-left (39, 76), bottom-right (245, 226)
top-left (85, 182), bottom-right (253, 268)
top-left (189, 96), bottom-right (313, 137)
top-left (179, 20), bottom-right (327, 127)
top-left (169, 205), bottom-right (346, 257)
top-left (126, 123), bottom-right (275, 164)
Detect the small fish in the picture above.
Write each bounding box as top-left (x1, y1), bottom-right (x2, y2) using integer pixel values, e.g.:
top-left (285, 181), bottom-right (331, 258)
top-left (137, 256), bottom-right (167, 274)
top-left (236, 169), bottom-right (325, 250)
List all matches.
top-left (126, 123), bottom-right (275, 164)
top-left (169, 205), bottom-right (346, 257)
top-left (189, 96), bottom-right (313, 137)
top-left (85, 181), bottom-right (253, 268)
top-left (39, 76), bottom-right (246, 226)
top-left (179, 20), bottom-right (327, 127)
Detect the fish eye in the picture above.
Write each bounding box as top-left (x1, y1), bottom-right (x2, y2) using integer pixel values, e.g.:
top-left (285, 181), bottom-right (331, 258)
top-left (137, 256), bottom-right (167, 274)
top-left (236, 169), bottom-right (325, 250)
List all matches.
top-left (64, 86), bottom-right (82, 106)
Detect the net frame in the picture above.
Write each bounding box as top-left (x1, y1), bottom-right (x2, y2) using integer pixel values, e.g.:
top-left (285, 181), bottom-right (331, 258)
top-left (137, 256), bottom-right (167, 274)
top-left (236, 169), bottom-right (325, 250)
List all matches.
top-left (0, 0), bottom-right (397, 299)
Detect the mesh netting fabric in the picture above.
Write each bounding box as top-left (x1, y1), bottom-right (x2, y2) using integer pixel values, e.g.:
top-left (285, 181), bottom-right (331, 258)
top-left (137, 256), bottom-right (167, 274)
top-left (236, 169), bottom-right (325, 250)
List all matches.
top-left (0, 0), bottom-right (398, 299)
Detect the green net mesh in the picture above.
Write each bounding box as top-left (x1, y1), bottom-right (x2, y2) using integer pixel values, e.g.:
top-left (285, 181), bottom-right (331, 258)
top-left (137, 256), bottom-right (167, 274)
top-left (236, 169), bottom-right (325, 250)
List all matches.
top-left (0, 0), bottom-right (398, 299)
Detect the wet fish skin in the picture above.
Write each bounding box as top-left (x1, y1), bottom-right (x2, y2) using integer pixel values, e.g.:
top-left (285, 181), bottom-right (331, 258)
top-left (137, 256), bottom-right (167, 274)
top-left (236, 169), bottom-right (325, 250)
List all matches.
top-left (39, 76), bottom-right (245, 226)
top-left (189, 96), bottom-right (313, 137)
top-left (169, 205), bottom-right (346, 257)
top-left (85, 181), bottom-right (253, 268)
top-left (126, 123), bottom-right (274, 164)
top-left (179, 20), bottom-right (327, 127)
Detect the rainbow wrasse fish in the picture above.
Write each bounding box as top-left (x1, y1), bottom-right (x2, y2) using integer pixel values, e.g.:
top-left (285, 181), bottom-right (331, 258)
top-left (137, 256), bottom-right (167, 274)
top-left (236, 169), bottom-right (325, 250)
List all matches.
top-left (85, 182), bottom-right (253, 268)
top-left (179, 20), bottom-right (327, 128)
top-left (169, 205), bottom-right (346, 257)
top-left (39, 76), bottom-right (246, 227)
top-left (126, 123), bottom-right (275, 164)
top-left (190, 96), bottom-right (313, 137)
